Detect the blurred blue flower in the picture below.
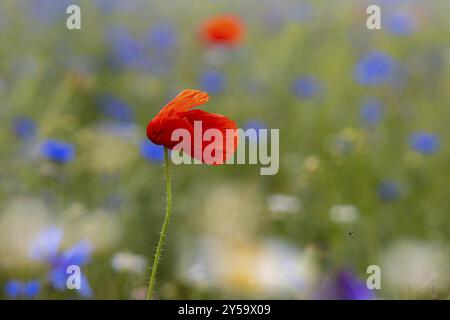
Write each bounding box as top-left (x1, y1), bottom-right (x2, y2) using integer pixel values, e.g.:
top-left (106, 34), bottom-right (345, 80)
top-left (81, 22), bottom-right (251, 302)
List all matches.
top-left (244, 120), bottom-right (267, 131)
top-left (146, 22), bottom-right (177, 52)
top-left (378, 180), bottom-right (400, 202)
top-left (24, 280), bottom-right (41, 298)
top-left (13, 117), bottom-right (37, 140)
top-left (106, 26), bottom-right (146, 69)
top-left (334, 270), bottom-right (374, 300)
top-left (49, 267), bottom-right (92, 298)
top-left (244, 120), bottom-right (267, 142)
top-left (4, 280), bottom-right (21, 298)
top-left (48, 268), bottom-right (92, 297)
top-left (49, 240), bottom-right (93, 297)
top-left (360, 99), bottom-right (384, 126)
top-left (94, 0), bottom-right (119, 13)
top-left (140, 140), bottom-right (164, 163)
top-left (105, 25), bottom-right (172, 75)
top-left (4, 280), bottom-right (41, 299)
top-left (354, 51), bottom-right (397, 86)
top-left (61, 240), bottom-right (92, 266)
top-left (78, 274), bottom-right (93, 297)
top-left (289, 3), bottom-right (313, 23)
top-left (292, 76), bottom-right (321, 99)
top-left (30, 226), bottom-right (63, 262)
top-left (40, 139), bottom-right (75, 164)
top-left (263, 6), bottom-right (286, 33)
top-left (28, 227), bottom-right (93, 297)
top-left (97, 94), bottom-right (134, 123)
top-left (409, 132), bottom-right (440, 155)
top-left (199, 70), bottom-right (226, 94)
top-left (95, 0), bottom-right (140, 14)
top-left (386, 11), bottom-right (417, 36)
top-left (24, 0), bottom-right (75, 25)
top-left (317, 270), bottom-right (374, 300)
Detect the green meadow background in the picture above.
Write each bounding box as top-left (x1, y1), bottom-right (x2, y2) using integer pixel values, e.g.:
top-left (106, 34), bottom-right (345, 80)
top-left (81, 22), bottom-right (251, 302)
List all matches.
top-left (0, 0), bottom-right (448, 299)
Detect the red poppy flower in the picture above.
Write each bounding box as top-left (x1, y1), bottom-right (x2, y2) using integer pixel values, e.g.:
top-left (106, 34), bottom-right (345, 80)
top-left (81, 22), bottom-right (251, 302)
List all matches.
top-left (147, 89), bottom-right (238, 164)
top-left (200, 15), bottom-right (244, 46)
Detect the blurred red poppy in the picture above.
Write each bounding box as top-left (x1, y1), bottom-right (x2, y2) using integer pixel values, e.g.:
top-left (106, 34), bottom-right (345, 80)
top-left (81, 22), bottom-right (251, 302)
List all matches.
top-left (200, 15), bottom-right (244, 46)
top-left (146, 89), bottom-right (238, 164)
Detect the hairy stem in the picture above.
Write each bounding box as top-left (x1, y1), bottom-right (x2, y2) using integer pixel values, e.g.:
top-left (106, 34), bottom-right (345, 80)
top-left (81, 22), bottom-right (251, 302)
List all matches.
top-left (147, 147), bottom-right (172, 300)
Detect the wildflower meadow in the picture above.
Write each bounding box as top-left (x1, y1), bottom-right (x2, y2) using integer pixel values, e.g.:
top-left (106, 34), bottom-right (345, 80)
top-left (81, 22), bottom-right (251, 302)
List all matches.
top-left (0, 0), bottom-right (449, 300)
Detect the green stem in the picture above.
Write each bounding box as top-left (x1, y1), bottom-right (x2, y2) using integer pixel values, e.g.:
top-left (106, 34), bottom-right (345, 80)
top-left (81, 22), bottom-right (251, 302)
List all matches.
top-left (146, 147), bottom-right (172, 300)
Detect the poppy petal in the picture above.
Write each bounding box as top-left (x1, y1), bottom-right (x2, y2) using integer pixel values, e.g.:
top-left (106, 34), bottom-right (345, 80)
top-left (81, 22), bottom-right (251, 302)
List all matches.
top-left (163, 89), bottom-right (209, 113)
top-left (178, 109), bottom-right (238, 164)
top-left (146, 89), bottom-right (238, 165)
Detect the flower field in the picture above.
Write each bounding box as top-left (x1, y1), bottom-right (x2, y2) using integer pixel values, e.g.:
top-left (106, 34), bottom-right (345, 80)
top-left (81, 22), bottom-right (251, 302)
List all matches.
top-left (0, 0), bottom-right (449, 299)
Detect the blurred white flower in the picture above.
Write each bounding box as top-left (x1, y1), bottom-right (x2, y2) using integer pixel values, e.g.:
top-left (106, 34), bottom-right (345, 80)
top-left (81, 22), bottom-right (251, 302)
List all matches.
top-left (267, 194), bottom-right (301, 214)
top-left (111, 252), bottom-right (147, 273)
top-left (0, 199), bottom-right (120, 271)
top-left (63, 206), bottom-right (121, 253)
top-left (178, 237), bottom-right (318, 298)
top-left (329, 205), bottom-right (359, 223)
top-left (0, 197), bottom-right (52, 269)
top-left (199, 184), bottom-right (262, 239)
top-left (381, 240), bottom-right (449, 294)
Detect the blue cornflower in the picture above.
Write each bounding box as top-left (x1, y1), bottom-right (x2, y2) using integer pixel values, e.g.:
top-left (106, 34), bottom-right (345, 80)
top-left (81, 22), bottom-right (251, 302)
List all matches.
top-left (24, 0), bottom-right (75, 25)
top-left (244, 120), bottom-right (267, 131)
top-left (146, 22), bottom-right (177, 52)
top-left (49, 240), bottom-right (93, 297)
top-left (49, 269), bottom-right (92, 297)
top-left (243, 120), bottom-right (267, 143)
top-left (360, 99), bottom-right (384, 126)
top-left (199, 70), bottom-right (226, 95)
top-left (95, 0), bottom-right (140, 14)
top-left (378, 180), bottom-right (400, 202)
top-left (334, 270), bottom-right (374, 300)
top-left (263, 6), bottom-right (286, 33)
top-left (386, 11), bottom-right (417, 36)
top-left (24, 280), bottom-right (41, 298)
top-left (13, 117), bottom-right (37, 140)
top-left (29, 228), bottom-right (93, 297)
top-left (30, 226), bottom-right (63, 262)
top-left (4, 280), bottom-right (21, 298)
top-left (354, 51), bottom-right (397, 86)
top-left (317, 270), bottom-right (374, 300)
top-left (289, 3), bottom-right (313, 23)
top-left (292, 76), bottom-right (321, 99)
top-left (409, 132), bottom-right (440, 155)
top-left (97, 94), bottom-right (134, 123)
top-left (40, 139), bottom-right (75, 164)
top-left (4, 280), bottom-right (41, 299)
top-left (140, 140), bottom-right (164, 163)
top-left (106, 26), bottom-right (146, 69)
top-left (61, 240), bottom-right (92, 266)
top-left (105, 25), bottom-right (172, 75)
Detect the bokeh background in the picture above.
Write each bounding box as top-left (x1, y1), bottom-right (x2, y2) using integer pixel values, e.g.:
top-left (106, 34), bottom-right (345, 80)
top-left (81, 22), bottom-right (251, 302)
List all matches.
top-left (0, 0), bottom-right (449, 299)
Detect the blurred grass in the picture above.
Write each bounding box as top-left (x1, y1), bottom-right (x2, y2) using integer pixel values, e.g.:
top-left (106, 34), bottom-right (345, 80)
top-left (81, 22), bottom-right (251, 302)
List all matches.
top-left (0, 0), bottom-right (449, 299)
